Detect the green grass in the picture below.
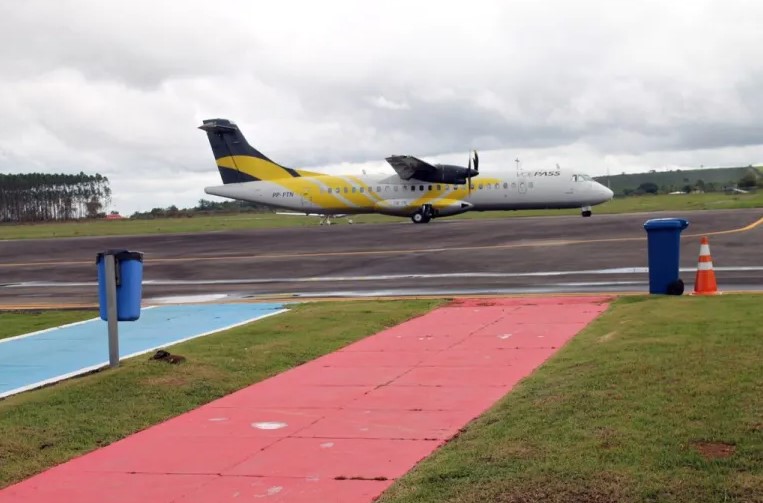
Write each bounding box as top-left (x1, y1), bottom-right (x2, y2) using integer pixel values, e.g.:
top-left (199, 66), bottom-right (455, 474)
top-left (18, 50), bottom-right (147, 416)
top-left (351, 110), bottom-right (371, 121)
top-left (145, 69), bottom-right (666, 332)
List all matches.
top-left (0, 310), bottom-right (96, 341)
top-left (1, 191), bottom-right (761, 240)
top-left (0, 299), bottom-right (444, 488)
top-left (378, 295), bottom-right (763, 503)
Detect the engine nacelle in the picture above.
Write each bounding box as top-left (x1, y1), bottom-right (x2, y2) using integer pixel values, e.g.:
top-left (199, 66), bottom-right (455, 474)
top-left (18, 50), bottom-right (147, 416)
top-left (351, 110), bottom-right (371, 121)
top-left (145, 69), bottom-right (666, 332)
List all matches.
top-left (413, 164), bottom-right (479, 185)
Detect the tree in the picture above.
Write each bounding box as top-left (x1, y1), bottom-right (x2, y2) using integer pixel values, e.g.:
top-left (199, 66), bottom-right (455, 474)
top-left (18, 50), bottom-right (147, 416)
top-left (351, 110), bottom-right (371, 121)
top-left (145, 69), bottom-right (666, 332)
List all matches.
top-left (637, 182), bottom-right (659, 194)
top-left (0, 172), bottom-right (111, 222)
top-left (739, 172), bottom-right (758, 189)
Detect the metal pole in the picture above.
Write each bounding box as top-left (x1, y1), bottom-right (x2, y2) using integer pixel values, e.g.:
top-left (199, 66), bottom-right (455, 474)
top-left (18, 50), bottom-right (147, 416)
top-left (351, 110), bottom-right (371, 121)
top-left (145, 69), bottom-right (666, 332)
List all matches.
top-left (104, 253), bottom-right (120, 368)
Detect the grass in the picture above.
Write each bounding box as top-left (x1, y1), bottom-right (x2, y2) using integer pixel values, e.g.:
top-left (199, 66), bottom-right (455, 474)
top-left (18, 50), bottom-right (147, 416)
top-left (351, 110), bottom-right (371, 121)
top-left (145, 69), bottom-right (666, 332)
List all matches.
top-left (378, 294), bottom-right (763, 503)
top-left (0, 299), bottom-right (444, 488)
top-left (1, 192), bottom-right (762, 240)
top-left (0, 310), bottom-right (96, 341)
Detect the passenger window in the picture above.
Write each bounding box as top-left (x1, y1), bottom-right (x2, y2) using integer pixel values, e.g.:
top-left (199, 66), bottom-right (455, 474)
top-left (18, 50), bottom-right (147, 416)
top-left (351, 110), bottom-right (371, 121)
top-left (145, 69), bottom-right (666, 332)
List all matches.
top-left (352, 187), bottom-right (356, 193)
top-left (469, 184), bottom-right (474, 190)
top-left (495, 183), bottom-right (499, 190)
top-left (486, 184), bottom-right (491, 190)
top-left (529, 182), bottom-right (534, 188)
top-left (478, 184), bottom-right (483, 190)
top-left (335, 187), bottom-right (340, 194)
top-left (420, 185), bottom-right (424, 191)
top-left (437, 184), bottom-right (441, 191)
top-left (511, 182), bottom-right (516, 188)
top-left (428, 185), bottom-right (432, 191)
top-left (385, 186), bottom-right (390, 192)
top-left (503, 182), bottom-right (508, 189)
top-left (377, 186), bottom-right (381, 192)
top-left (344, 187), bottom-right (348, 193)
top-left (394, 185), bottom-right (399, 192)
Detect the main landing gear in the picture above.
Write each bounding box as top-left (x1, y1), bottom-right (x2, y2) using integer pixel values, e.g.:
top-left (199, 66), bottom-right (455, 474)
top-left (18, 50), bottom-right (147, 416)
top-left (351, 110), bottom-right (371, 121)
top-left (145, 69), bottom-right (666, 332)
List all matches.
top-left (411, 204), bottom-right (434, 224)
top-left (581, 205), bottom-right (592, 218)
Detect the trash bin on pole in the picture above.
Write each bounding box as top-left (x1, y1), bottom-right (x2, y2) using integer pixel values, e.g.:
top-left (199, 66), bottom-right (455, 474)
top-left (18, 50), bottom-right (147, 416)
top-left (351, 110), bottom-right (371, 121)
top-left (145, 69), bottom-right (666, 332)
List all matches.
top-left (643, 218), bottom-right (689, 294)
top-left (96, 249), bottom-right (144, 321)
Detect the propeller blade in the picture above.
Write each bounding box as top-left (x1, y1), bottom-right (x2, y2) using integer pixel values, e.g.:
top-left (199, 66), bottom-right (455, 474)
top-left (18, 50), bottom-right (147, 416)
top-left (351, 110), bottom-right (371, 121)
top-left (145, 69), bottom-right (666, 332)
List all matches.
top-left (473, 150), bottom-right (479, 173)
top-left (467, 153), bottom-right (472, 194)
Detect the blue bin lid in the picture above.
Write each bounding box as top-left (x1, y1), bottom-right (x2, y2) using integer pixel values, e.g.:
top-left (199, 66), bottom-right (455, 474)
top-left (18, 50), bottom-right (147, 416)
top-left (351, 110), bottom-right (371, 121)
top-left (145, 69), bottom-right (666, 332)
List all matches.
top-left (96, 249), bottom-right (144, 263)
top-left (643, 218), bottom-right (689, 231)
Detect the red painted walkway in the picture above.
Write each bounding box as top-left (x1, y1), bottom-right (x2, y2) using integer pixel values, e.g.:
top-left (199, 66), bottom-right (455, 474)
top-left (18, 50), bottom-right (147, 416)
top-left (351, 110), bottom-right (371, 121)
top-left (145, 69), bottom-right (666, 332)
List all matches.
top-left (0, 296), bottom-right (611, 502)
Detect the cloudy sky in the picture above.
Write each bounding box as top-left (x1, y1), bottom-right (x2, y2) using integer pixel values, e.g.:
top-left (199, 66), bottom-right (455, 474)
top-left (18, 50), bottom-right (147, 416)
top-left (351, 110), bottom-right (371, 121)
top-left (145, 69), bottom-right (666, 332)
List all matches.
top-left (1, 0), bottom-right (762, 214)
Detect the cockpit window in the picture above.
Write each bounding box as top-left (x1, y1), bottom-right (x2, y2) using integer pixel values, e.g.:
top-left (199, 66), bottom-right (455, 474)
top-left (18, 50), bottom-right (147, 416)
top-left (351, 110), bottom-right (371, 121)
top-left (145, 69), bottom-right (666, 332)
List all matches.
top-left (573, 174), bottom-right (593, 182)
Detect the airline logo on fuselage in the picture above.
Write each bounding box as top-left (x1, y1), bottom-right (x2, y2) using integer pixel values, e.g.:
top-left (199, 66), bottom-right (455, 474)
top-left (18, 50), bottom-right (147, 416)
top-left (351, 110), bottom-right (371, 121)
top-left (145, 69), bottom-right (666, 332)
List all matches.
top-left (518, 171), bottom-right (561, 177)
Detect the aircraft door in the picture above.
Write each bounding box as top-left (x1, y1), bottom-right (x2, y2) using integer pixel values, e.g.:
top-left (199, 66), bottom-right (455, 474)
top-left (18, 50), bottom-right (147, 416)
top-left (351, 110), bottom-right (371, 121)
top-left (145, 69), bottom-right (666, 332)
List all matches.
top-left (301, 191), bottom-right (313, 210)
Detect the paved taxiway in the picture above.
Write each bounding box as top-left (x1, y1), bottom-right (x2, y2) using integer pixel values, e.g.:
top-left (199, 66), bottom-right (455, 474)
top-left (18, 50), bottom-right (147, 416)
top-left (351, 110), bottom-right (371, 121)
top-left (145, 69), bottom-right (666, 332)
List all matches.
top-left (1, 209), bottom-right (761, 307)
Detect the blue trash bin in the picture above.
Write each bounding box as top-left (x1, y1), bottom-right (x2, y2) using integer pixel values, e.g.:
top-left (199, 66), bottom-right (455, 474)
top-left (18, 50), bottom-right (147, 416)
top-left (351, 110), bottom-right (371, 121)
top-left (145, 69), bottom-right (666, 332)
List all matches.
top-left (96, 249), bottom-right (144, 321)
top-left (643, 218), bottom-right (689, 294)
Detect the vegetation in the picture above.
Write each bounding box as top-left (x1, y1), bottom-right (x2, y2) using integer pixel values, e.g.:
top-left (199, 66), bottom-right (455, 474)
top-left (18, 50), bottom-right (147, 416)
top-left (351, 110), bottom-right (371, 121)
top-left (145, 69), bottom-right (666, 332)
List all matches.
top-left (0, 173), bottom-right (111, 223)
top-left (0, 299), bottom-right (443, 488)
top-left (595, 165), bottom-right (763, 196)
top-left (379, 295), bottom-right (763, 503)
top-left (0, 310), bottom-right (95, 341)
top-left (128, 199), bottom-right (272, 219)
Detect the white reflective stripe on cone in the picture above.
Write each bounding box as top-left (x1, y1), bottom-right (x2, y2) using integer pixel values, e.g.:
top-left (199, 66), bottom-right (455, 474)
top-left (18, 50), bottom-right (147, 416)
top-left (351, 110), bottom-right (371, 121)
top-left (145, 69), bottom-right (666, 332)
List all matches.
top-left (697, 261), bottom-right (714, 271)
top-left (699, 244), bottom-right (711, 256)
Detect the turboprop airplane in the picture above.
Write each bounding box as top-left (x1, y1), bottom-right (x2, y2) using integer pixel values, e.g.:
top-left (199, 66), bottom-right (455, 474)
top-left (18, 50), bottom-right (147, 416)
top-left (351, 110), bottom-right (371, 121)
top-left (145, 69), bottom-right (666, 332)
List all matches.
top-left (200, 118), bottom-right (614, 224)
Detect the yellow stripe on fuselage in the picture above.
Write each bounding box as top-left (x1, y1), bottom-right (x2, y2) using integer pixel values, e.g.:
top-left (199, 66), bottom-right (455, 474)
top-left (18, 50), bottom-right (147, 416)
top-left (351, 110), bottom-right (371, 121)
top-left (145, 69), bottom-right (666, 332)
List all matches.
top-left (406, 178), bottom-right (501, 208)
top-left (252, 173), bottom-right (503, 214)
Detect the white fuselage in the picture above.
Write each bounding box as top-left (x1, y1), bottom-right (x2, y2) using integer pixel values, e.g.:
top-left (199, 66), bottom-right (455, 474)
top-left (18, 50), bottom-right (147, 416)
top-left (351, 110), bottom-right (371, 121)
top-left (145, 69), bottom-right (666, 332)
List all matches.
top-left (205, 168), bottom-right (614, 217)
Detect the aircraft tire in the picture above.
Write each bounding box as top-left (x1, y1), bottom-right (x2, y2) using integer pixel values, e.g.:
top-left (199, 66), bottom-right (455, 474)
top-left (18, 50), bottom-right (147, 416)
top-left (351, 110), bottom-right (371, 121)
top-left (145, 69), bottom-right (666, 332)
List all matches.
top-left (582, 210), bottom-right (592, 217)
top-left (411, 212), bottom-right (428, 224)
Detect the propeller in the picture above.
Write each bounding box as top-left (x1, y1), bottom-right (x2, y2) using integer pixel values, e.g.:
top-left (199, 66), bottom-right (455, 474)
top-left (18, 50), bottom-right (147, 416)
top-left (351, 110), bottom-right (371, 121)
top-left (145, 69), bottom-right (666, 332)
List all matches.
top-left (467, 150), bottom-right (479, 194)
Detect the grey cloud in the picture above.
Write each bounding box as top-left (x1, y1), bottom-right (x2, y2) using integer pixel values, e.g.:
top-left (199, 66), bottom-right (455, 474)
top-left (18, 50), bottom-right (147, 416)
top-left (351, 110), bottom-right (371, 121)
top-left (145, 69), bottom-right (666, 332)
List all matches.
top-left (2, 0), bottom-right (763, 214)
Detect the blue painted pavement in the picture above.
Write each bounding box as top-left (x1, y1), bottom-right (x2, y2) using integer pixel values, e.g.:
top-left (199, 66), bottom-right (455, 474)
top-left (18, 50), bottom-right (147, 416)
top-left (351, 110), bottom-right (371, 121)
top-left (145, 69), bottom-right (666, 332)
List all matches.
top-left (0, 303), bottom-right (286, 398)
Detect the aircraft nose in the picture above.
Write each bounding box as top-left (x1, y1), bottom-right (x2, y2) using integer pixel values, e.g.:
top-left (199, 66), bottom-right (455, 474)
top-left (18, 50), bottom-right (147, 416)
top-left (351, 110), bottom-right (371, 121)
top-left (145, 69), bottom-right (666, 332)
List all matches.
top-left (596, 183), bottom-right (614, 201)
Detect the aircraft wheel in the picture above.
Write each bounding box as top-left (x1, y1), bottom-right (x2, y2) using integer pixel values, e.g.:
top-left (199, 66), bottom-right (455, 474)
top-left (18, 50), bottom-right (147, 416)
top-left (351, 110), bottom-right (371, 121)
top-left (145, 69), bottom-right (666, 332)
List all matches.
top-left (411, 212), bottom-right (426, 224)
top-left (582, 210), bottom-right (592, 217)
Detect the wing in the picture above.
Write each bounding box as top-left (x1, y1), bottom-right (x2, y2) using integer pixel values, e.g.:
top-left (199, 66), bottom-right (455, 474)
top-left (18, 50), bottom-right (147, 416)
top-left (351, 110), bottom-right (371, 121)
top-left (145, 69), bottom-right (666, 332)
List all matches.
top-left (385, 155), bottom-right (438, 181)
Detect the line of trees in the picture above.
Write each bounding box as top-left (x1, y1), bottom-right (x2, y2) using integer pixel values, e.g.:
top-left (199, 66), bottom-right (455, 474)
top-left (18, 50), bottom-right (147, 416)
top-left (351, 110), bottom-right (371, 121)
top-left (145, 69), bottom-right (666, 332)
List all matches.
top-left (129, 199), bottom-right (271, 219)
top-left (0, 173), bottom-right (111, 223)
top-left (621, 172), bottom-right (763, 196)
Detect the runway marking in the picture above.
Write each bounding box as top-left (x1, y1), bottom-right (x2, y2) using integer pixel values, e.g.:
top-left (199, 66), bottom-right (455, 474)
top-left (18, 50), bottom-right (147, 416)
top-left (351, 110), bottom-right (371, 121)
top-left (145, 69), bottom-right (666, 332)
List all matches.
top-left (1, 215), bottom-right (761, 268)
top-left (5, 266), bottom-right (763, 289)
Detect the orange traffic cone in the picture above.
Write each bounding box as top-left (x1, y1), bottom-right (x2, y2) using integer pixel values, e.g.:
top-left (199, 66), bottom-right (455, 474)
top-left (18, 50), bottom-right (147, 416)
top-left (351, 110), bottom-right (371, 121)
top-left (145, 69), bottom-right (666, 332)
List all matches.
top-left (693, 236), bottom-right (719, 295)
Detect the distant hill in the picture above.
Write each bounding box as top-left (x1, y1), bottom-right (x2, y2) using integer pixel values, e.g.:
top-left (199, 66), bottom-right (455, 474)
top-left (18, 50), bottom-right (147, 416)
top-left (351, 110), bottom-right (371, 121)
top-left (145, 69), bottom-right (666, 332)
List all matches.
top-left (593, 165), bottom-right (762, 195)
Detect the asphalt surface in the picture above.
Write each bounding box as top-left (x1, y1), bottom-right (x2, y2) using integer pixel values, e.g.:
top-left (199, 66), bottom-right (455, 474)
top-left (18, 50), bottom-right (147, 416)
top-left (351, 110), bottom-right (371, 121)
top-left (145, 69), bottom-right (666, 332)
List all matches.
top-left (1, 209), bottom-right (761, 307)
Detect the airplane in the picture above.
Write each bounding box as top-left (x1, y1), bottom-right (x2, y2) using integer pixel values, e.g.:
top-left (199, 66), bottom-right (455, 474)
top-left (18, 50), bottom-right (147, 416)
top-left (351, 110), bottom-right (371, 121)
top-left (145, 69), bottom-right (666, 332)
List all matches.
top-left (199, 118), bottom-right (614, 224)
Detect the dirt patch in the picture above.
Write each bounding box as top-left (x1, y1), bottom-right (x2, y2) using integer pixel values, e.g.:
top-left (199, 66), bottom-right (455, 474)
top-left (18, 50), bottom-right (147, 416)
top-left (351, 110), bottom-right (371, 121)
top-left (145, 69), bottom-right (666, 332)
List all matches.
top-left (141, 364), bottom-right (225, 388)
top-left (692, 441), bottom-right (736, 459)
top-left (597, 331), bottom-right (617, 343)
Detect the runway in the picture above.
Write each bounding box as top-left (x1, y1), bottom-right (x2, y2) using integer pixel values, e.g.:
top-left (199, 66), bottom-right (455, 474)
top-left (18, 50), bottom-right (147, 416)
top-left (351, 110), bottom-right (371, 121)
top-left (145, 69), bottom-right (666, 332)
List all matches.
top-left (1, 209), bottom-right (762, 307)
